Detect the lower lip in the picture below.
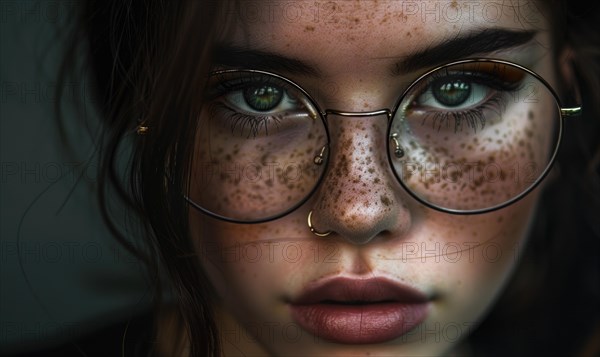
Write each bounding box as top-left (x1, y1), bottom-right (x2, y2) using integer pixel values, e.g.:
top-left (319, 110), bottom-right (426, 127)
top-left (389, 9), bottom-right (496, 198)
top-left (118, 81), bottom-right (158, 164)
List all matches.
top-left (290, 302), bottom-right (429, 344)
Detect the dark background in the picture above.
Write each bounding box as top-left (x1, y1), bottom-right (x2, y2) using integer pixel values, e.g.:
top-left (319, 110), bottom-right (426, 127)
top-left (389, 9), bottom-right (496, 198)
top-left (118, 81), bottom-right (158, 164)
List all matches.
top-left (1, 1), bottom-right (153, 355)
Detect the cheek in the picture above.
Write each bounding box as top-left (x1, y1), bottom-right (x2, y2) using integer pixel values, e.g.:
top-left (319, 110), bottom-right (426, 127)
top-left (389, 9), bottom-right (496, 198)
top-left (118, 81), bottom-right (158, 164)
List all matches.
top-left (188, 105), bottom-right (328, 221)
top-left (422, 193), bottom-right (538, 318)
top-left (188, 211), bottom-right (313, 310)
top-left (391, 91), bottom-right (557, 212)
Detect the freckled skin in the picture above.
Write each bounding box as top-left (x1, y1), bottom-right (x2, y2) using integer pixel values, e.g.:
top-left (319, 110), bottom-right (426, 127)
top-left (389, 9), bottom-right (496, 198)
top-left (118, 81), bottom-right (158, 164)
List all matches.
top-left (185, 1), bottom-right (557, 356)
top-left (190, 98), bottom-right (328, 220)
top-left (315, 114), bottom-right (411, 242)
top-left (393, 77), bottom-right (558, 210)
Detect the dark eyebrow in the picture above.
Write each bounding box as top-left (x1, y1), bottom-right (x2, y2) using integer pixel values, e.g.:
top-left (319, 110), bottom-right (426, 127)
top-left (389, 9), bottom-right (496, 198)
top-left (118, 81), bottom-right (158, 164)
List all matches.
top-left (213, 44), bottom-right (321, 76)
top-left (392, 28), bottom-right (538, 75)
top-left (213, 28), bottom-right (537, 77)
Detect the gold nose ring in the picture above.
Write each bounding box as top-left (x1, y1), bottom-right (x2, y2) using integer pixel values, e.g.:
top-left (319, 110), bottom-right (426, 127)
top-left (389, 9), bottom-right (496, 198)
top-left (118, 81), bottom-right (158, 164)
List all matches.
top-left (307, 210), bottom-right (332, 237)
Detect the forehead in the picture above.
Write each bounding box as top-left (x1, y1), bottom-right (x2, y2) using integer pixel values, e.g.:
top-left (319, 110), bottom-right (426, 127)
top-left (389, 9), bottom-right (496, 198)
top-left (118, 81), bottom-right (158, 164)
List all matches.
top-left (223, 0), bottom-right (549, 72)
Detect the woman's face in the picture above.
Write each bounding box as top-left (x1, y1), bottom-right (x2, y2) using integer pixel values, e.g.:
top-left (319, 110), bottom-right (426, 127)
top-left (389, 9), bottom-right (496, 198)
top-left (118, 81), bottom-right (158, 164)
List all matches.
top-left (189, 1), bottom-right (556, 355)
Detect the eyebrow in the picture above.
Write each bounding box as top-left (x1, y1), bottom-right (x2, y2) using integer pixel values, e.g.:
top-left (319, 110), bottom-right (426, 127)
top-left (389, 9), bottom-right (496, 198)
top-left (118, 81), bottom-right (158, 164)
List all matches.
top-left (213, 28), bottom-right (537, 76)
top-left (391, 28), bottom-right (537, 74)
top-left (213, 45), bottom-right (321, 76)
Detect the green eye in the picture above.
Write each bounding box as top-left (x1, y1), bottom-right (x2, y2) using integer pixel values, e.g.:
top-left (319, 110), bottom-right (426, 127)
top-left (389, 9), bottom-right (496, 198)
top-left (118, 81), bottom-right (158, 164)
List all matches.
top-left (243, 85), bottom-right (283, 111)
top-left (432, 79), bottom-right (471, 107)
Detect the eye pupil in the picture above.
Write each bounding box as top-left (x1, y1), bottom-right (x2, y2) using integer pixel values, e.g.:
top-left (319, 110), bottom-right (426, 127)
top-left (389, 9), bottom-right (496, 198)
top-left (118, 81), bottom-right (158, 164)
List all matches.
top-left (433, 79), bottom-right (471, 107)
top-left (244, 85), bottom-right (283, 111)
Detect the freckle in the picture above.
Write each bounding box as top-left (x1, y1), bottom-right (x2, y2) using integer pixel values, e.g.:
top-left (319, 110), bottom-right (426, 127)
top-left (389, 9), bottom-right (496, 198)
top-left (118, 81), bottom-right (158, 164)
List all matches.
top-left (525, 129), bottom-right (533, 138)
top-left (380, 195), bottom-right (392, 206)
top-left (304, 25), bottom-right (315, 32)
top-left (406, 31), bottom-right (411, 37)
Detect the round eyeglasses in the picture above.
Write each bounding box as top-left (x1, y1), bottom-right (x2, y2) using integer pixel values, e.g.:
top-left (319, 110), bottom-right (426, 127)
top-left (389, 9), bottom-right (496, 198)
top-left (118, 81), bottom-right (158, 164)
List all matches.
top-left (186, 59), bottom-right (581, 223)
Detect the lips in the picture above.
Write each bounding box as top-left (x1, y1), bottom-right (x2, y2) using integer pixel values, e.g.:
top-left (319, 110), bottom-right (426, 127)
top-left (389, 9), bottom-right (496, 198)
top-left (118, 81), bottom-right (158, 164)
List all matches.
top-left (289, 277), bottom-right (430, 344)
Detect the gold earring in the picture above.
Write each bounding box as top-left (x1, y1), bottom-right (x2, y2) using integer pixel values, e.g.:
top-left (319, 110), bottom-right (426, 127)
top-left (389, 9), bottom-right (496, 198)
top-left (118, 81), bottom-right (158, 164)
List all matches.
top-left (136, 120), bottom-right (149, 135)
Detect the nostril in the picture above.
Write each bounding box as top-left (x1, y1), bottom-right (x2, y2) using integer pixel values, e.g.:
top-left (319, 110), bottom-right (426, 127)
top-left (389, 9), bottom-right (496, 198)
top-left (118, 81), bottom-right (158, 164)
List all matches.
top-left (332, 199), bottom-right (403, 243)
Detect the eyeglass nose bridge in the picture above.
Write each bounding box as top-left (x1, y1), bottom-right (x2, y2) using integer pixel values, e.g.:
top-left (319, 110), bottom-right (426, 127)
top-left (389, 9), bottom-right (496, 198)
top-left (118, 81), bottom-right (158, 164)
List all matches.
top-left (324, 108), bottom-right (393, 120)
top-left (322, 108), bottom-right (404, 159)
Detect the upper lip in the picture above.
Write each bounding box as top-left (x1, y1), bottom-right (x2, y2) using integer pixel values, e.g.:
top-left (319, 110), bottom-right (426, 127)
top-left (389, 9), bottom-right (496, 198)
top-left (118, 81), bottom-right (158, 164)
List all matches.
top-left (290, 277), bottom-right (429, 305)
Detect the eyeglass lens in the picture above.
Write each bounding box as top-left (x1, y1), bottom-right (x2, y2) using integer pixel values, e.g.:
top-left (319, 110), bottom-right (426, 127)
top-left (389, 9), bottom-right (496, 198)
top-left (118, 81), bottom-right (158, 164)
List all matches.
top-left (188, 61), bottom-right (560, 222)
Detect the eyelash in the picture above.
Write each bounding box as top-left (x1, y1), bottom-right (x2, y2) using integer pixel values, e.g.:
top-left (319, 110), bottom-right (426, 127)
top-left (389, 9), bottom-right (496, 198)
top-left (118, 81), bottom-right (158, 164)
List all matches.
top-left (214, 102), bottom-right (283, 138)
top-left (418, 95), bottom-right (508, 133)
top-left (411, 70), bottom-right (522, 133)
top-left (209, 70), bottom-right (523, 137)
top-left (211, 74), bottom-right (279, 92)
top-left (209, 76), bottom-right (294, 138)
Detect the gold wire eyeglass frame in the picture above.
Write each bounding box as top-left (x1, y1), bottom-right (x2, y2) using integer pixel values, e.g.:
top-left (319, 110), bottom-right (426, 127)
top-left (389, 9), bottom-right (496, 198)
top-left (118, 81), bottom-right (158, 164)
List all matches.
top-left (185, 58), bottom-right (582, 223)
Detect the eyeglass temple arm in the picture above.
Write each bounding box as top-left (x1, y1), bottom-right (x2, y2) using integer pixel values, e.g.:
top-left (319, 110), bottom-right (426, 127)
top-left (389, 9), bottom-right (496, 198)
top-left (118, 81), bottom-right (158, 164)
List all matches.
top-left (561, 106), bottom-right (582, 117)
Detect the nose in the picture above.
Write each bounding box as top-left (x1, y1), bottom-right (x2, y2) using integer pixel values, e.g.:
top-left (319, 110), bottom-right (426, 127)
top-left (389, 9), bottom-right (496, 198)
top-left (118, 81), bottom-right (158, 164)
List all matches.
top-left (311, 112), bottom-right (412, 245)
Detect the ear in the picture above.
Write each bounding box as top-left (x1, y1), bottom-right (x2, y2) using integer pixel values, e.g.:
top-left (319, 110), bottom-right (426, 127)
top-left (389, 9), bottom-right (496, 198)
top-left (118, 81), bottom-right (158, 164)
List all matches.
top-left (557, 47), bottom-right (583, 107)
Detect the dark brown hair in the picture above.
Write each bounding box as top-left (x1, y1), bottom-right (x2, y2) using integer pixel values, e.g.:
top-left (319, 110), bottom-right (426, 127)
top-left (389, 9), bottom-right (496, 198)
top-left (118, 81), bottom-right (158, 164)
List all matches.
top-left (61, 0), bottom-right (600, 356)
top-left (60, 1), bottom-right (235, 355)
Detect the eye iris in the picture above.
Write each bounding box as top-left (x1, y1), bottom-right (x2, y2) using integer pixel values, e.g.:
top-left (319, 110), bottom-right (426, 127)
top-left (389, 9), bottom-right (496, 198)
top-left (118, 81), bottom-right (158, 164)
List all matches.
top-left (243, 85), bottom-right (283, 111)
top-left (432, 79), bottom-right (471, 107)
